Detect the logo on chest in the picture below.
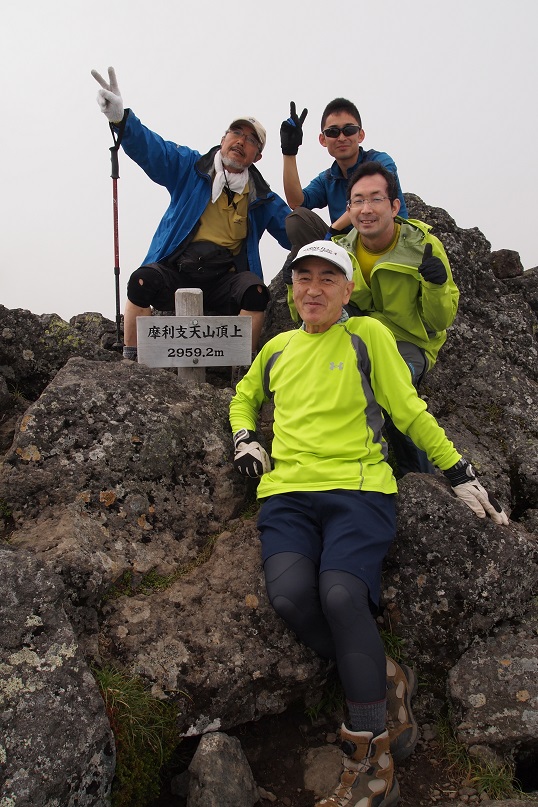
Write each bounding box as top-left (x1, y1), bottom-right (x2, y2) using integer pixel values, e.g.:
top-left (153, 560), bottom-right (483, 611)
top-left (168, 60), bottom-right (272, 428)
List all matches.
top-left (329, 361), bottom-right (344, 371)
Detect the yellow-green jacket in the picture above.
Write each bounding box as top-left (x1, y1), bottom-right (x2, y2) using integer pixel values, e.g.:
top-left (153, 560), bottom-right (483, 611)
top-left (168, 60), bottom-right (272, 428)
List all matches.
top-left (334, 219), bottom-right (459, 369)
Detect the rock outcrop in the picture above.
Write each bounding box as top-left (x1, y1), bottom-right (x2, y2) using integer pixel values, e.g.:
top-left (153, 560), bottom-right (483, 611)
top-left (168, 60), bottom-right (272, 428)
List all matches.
top-left (0, 194), bottom-right (537, 804)
top-left (0, 546), bottom-right (115, 806)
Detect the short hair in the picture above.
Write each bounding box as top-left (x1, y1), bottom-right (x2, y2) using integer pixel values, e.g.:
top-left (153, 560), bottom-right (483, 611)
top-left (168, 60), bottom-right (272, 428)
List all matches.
top-left (347, 161), bottom-right (399, 204)
top-left (321, 98), bottom-right (362, 131)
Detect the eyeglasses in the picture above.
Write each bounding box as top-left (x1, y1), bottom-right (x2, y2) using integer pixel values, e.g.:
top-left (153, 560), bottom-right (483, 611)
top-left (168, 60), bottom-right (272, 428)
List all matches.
top-left (226, 128), bottom-right (260, 148)
top-left (322, 124), bottom-right (361, 138)
top-left (347, 196), bottom-right (390, 209)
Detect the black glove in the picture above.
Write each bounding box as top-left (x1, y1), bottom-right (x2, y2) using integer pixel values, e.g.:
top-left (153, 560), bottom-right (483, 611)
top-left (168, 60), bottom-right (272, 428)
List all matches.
top-left (418, 243), bottom-right (447, 285)
top-left (280, 101), bottom-right (308, 156)
top-left (443, 458), bottom-right (509, 525)
top-left (281, 252), bottom-right (297, 285)
top-left (233, 429), bottom-right (271, 478)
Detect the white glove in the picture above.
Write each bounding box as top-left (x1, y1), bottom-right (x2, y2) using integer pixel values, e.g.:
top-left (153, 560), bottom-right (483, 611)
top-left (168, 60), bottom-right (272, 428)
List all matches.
top-left (91, 66), bottom-right (124, 124)
top-left (233, 429), bottom-right (271, 478)
top-left (444, 459), bottom-right (509, 525)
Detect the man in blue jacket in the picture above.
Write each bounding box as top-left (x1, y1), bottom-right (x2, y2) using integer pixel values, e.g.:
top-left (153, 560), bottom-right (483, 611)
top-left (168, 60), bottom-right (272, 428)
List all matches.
top-left (92, 67), bottom-right (291, 360)
top-left (279, 97), bottom-right (407, 266)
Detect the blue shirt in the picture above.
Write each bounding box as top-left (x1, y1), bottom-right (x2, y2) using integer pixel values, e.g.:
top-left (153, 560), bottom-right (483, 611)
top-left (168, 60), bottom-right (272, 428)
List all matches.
top-left (301, 147), bottom-right (408, 223)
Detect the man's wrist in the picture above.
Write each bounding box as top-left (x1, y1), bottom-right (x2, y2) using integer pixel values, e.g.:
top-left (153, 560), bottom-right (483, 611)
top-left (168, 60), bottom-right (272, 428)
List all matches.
top-left (233, 428), bottom-right (256, 447)
top-left (444, 458), bottom-right (475, 486)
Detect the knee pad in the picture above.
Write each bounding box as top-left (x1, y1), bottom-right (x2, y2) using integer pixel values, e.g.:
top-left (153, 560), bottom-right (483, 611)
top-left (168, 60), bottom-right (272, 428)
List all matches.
top-left (320, 572), bottom-right (371, 628)
top-left (127, 265), bottom-right (166, 308)
top-left (270, 594), bottom-right (301, 625)
top-left (240, 283), bottom-right (270, 312)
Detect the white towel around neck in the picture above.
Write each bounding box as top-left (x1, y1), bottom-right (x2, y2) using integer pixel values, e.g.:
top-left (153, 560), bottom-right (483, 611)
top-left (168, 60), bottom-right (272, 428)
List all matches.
top-left (212, 151), bottom-right (249, 204)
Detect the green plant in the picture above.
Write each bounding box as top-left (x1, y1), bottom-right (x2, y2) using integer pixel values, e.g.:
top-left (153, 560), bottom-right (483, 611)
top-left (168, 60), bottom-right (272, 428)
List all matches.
top-left (137, 568), bottom-right (174, 594)
top-left (104, 534), bottom-right (219, 601)
top-left (436, 713), bottom-right (471, 775)
top-left (380, 629), bottom-right (405, 662)
top-left (105, 571), bottom-right (136, 599)
top-left (470, 761), bottom-right (521, 800)
top-left (304, 677), bottom-right (345, 724)
top-left (437, 712), bottom-right (522, 800)
top-left (93, 664), bottom-right (181, 807)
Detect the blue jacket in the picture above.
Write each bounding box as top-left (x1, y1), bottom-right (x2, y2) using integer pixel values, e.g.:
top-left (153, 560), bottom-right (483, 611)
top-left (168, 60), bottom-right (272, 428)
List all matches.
top-left (301, 147), bottom-right (408, 222)
top-left (117, 110), bottom-right (292, 279)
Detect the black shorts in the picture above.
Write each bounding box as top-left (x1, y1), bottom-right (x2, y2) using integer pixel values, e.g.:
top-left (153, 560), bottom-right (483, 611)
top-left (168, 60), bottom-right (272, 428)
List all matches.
top-left (127, 262), bottom-right (269, 314)
top-left (257, 489), bottom-right (397, 606)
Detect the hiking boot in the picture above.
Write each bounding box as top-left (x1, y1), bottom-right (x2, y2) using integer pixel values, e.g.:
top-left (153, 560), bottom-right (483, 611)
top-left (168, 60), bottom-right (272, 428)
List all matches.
top-left (317, 727), bottom-right (399, 807)
top-left (386, 657), bottom-right (418, 762)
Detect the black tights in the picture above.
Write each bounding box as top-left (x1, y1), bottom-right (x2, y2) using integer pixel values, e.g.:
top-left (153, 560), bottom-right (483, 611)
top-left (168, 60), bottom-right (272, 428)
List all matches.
top-left (264, 552), bottom-right (386, 703)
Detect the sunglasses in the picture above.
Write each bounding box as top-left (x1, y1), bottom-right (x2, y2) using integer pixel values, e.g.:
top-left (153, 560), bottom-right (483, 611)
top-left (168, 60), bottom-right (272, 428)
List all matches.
top-left (322, 124), bottom-right (361, 138)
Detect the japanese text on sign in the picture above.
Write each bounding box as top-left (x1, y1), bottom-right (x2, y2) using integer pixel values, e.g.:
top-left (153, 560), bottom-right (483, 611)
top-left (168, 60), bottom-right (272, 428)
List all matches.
top-left (136, 316), bottom-right (252, 368)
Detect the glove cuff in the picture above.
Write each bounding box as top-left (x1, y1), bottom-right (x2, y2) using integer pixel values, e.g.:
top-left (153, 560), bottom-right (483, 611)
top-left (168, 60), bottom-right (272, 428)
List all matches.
top-left (233, 428), bottom-right (257, 448)
top-left (444, 458), bottom-right (476, 487)
top-left (282, 146), bottom-right (299, 156)
top-left (110, 108), bottom-right (128, 128)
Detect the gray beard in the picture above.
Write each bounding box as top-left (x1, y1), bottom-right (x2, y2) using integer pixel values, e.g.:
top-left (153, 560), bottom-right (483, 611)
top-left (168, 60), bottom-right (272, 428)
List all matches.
top-left (221, 154), bottom-right (246, 172)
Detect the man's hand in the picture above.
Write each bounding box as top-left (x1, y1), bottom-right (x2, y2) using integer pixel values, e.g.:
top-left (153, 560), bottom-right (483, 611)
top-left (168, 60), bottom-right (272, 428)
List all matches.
top-left (418, 243), bottom-right (447, 285)
top-left (91, 66), bottom-right (124, 124)
top-left (233, 429), bottom-right (271, 478)
top-left (444, 459), bottom-right (509, 525)
top-left (280, 101), bottom-right (308, 156)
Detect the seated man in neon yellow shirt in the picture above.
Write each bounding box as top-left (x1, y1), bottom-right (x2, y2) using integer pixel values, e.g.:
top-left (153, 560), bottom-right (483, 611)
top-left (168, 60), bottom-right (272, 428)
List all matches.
top-left (230, 241), bottom-right (507, 807)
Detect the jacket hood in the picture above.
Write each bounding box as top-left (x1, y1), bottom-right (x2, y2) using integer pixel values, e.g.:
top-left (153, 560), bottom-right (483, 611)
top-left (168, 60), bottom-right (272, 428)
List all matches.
top-left (337, 217), bottom-right (432, 255)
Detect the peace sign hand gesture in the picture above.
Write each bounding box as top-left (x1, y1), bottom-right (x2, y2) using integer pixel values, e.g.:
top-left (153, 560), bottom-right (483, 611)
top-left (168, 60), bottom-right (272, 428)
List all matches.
top-left (91, 66), bottom-right (124, 124)
top-left (280, 101), bottom-right (308, 156)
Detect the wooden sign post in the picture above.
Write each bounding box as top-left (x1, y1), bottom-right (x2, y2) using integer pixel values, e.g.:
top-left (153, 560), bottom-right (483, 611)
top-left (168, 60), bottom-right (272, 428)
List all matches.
top-left (136, 289), bottom-right (252, 382)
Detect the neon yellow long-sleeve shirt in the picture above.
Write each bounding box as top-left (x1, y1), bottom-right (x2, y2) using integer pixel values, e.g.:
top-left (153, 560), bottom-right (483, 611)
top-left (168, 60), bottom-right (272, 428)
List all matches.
top-left (229, 317), bottom-right (460, 498)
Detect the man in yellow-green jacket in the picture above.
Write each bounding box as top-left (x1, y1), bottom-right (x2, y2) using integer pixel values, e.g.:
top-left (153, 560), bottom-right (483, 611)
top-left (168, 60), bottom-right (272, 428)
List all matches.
top-left (335, 164), bottom-right (458, 370)
top-left (335, 161), bottom-right (459, 475)
top-left (284, 162), bottom-right (458, 475)
top-left (230, 240), bottom-right (507, 807)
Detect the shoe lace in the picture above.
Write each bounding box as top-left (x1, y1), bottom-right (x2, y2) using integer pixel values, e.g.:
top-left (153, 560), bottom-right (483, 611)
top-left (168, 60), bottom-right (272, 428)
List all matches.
top-left (323, 754), bottom-right (371, 806)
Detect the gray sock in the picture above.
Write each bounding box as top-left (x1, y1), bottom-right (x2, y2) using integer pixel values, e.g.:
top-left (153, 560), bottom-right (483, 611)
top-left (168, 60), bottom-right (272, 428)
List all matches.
top-left (346, 698), bottom-right (387, 736)
top-left (123, 346), bottom-right (138, 361)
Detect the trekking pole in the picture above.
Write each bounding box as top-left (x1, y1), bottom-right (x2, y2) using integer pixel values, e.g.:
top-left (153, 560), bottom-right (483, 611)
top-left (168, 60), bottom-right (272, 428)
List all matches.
top-left (108, 120), bottom-right (125, 349)
top-left (110, 144), bottom-right (122, 347)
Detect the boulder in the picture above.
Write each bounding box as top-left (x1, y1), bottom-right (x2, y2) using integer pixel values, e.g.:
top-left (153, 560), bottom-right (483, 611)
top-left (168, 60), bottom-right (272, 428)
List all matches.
top-left (382, 475), bottom-right (537, 675)
top-left (0, 546), bottom-right (114, 806)
top-left (187, 732), bottom-right (259, 807)
top-left (0, 306), bottom-right (120, 402)
top-left (448, 602), bottom-right (537, 769)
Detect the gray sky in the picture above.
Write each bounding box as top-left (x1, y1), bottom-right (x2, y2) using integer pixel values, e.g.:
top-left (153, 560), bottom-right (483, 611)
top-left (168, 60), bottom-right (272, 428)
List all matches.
top-left (2, 0), bottom-right (537, 322)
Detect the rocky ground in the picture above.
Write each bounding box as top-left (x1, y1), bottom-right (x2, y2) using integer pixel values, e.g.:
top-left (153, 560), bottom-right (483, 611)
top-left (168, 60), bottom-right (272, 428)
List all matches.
top-left (230, 703), bottom-right (460, 807)
top-left (153, 690), bottom-right (533, 807)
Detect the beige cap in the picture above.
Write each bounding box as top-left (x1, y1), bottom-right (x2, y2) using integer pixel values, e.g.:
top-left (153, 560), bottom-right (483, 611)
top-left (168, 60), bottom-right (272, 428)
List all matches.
top-left (228, 116), bottom-right (266, 151)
